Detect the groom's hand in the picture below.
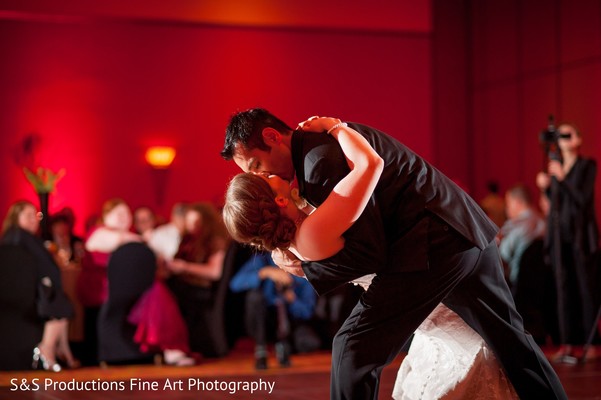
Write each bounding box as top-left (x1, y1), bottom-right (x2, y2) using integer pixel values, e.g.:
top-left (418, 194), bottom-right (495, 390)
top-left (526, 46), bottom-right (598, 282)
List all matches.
top-left (271, 249), bottom-right (306, 277)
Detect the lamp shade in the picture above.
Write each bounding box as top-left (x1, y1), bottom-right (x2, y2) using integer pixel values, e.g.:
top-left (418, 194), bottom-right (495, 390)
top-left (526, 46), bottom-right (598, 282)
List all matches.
top-left (145, 146), bottom-right (176, 168)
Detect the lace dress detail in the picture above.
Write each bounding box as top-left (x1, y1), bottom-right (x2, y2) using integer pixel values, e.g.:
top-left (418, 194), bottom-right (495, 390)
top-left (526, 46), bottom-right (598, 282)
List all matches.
top-left (393, 304), bottom-right (518, 400)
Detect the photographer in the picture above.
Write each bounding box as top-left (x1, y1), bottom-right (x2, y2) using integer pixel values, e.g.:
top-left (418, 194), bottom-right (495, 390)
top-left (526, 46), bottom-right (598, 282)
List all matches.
top-left (536, 122), bottom-right (599, 362)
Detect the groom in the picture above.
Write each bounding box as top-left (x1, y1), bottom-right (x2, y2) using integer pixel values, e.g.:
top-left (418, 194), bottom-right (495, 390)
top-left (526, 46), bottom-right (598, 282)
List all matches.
top-left (221, 108), bottom-right (567, 400)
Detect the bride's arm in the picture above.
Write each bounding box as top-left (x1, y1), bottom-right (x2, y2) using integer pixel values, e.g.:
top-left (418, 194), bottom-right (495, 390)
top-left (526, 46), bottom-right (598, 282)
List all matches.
top-left (293, 118), bottom-right (384, 261)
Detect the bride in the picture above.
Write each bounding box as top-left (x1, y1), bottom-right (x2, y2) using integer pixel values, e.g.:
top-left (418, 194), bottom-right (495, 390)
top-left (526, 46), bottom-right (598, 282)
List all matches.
top-left (222, 117), bottom-right (517, 399)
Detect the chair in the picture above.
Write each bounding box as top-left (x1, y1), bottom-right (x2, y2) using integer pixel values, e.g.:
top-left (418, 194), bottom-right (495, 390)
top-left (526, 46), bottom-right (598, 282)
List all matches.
top-left (514, 238), bottom-right (557, 344)
top-left (0, 244), bottom-right (44, 370)
top-left (224, 242), bottom-right (254, 348)
top-left (193, 241), bottom-right (244, 357)
top-left (97, 242), bottom-right (157, 365)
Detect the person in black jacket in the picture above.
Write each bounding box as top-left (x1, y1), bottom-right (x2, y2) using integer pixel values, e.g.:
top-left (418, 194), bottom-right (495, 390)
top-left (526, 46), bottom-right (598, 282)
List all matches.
top-left (2, 200), bottom-right (77, 371)
top-left (536, 122), bottom-right (599, 362)
top-left (221, 109), bottom-right (567, 400)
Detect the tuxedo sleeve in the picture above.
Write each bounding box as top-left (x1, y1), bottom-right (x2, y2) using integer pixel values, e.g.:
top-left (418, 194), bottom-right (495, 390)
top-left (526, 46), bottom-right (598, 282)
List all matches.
top-left (299, 139), bottom-right (387, 295)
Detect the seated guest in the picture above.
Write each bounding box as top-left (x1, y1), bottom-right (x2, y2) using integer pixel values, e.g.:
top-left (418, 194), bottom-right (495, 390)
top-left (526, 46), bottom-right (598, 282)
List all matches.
top-left (498, 184), bottom-right (546, 291)
top-left (77, 198), bottom-right (141, 365)
top-left (1, 200), bottom-right (78, 371)
top-left (48, 211), bottom-right (85, 268)
top-left (166, 202), bottom-right (230, 357)
top-left (147, 202), bottom-right (187, 261)
top-left (133, 206), bottom-right (157, 242)
top-left (127, 205), bottom-right (195, 366)
top-left (230, 251), bottom-right (319, 369)
top-left (48, 209), bottom-right (86, 353)
top-left (80, 198), bottom-right (142, 302)
top-left (127, 278), bottom-right (195, 366)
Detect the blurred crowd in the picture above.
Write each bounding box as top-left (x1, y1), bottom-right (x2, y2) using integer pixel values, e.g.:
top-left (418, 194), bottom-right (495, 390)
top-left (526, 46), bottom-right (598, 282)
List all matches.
top-left (1, 122), bottom-right (599, 372)
top-left (1, 197), bottom-right (359, 371)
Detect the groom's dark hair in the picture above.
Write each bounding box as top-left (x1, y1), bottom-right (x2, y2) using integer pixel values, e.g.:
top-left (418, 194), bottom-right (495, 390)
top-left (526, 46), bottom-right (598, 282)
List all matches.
top-left (221, 108), bottom-right (292, 160)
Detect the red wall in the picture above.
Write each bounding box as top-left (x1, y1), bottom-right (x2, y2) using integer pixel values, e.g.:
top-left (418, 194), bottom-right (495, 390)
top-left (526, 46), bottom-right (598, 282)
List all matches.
top-left (432, 0), bottom-right (601, 231)
top-left (466, 0), bottom-right (601, 206)
top-left (431, 0), bottom-right (471, 191)
top-left (3, 2), bottom-right (600, 236)
top-left (0, 18), bottom-right (432, 234)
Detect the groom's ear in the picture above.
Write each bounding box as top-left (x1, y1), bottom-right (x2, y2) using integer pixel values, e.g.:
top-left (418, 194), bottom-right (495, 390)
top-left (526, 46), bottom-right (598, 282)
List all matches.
top-left (261, 128), bottom-right (282, 146)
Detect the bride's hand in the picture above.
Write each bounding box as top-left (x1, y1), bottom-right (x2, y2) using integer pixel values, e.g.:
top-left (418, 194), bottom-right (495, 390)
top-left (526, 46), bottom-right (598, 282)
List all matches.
top-left (297, 116), bottom-right (342, 133)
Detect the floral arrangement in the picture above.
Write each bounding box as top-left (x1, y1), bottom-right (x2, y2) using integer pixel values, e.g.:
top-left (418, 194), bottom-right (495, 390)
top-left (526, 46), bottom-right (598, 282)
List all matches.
top-left (23, 167), bottom-right (65, 193)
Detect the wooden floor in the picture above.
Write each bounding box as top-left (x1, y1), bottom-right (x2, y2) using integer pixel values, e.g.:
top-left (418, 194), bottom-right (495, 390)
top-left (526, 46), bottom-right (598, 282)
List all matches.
top-left (1, 342), bottom-right (600, 399)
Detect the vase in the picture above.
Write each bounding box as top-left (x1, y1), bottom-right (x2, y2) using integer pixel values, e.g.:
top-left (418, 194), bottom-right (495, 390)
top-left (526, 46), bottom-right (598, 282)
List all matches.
top-left (37, 191), bottom-right (51, 240)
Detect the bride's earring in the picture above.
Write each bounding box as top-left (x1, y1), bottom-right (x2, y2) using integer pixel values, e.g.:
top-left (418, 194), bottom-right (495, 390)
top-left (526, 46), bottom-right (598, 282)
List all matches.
top-left (290, 188), bottom-right (308, 209)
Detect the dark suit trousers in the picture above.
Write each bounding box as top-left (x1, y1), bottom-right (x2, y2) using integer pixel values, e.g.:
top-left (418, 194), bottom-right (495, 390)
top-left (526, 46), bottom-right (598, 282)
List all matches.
top-left (331, 215), bottom-right (567, 400)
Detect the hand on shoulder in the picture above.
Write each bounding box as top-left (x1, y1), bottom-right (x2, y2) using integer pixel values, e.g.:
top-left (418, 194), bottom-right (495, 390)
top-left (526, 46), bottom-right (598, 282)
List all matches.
top-left (296, 116), bottom-right (342, 133)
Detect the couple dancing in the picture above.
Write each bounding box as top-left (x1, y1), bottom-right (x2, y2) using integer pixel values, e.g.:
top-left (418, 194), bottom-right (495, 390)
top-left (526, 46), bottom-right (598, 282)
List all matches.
top-left (221, 109), bottom-right (567, 399)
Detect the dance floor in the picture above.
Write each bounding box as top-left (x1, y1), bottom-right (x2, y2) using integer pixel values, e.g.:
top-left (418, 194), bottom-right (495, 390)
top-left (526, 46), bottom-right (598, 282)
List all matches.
top-left (1, 342), bottom-right (600, 399)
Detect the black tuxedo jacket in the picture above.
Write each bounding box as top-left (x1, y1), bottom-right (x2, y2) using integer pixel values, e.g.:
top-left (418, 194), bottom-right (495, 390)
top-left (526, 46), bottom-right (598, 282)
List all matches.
top-left (292, 123), bottom-right (498, 295)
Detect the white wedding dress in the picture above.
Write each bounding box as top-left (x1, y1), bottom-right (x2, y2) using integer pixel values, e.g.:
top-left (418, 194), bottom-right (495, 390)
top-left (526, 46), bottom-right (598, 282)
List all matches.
top-left (352, 275), bottom-right (518, 400)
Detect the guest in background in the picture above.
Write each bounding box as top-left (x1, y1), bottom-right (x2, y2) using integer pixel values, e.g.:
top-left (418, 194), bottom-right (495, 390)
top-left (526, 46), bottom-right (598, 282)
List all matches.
top-left (479, 180), bottom-right (506, 228)
top-left (48, 211), bottom-right (86, 356)
top-left (127, 274), bottom-right (195, 366)
top-left (79, 198), bottom-right (142, 305)
top-left (48, 211), bottom-right (85, 268)
top-left (498, 184), bottom-right (552, 344)
top-left (77, 198), bottom-right (141, 365)
top-left (230, 251), bottom-right (319, 370)
top-left (166, 202), bottom-right (230, 357)
top-left (147, 202), bottom-right (187, 262)
top-left (129, 203), bottom-right (195, 366)
top-left (1, 200), bottom-right (78, 371)
top-left (498, 184), bottom-right (546, 290)
top-left (133, 206), bottom-right (157, 242)
top-left (536, 122), bottom-right (599, 362)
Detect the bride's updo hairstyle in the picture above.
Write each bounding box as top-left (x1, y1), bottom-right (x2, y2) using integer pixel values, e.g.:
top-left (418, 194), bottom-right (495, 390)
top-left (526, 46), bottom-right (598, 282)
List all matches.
top-left (223, 173), bottom-right (297, 251)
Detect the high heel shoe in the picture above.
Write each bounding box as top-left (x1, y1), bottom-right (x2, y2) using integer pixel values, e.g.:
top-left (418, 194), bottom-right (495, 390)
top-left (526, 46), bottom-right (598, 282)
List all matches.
top-left (32, 347), bottom-right (61, 372)
top-left (163, 349), bottom-right (195, 367)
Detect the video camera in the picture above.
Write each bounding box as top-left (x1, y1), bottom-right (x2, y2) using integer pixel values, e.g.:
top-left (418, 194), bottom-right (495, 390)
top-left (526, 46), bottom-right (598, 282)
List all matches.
top-left (540, 115), bottom-right (571, 143)
top-left (539, 115), bottom-right (569, 162)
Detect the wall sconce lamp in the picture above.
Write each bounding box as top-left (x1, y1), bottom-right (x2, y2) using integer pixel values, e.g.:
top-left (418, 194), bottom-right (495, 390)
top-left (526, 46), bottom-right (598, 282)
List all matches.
top-left (145, 146), bottom-right (176, 169)
top-left (145, 146), bottom-right (176, 207)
